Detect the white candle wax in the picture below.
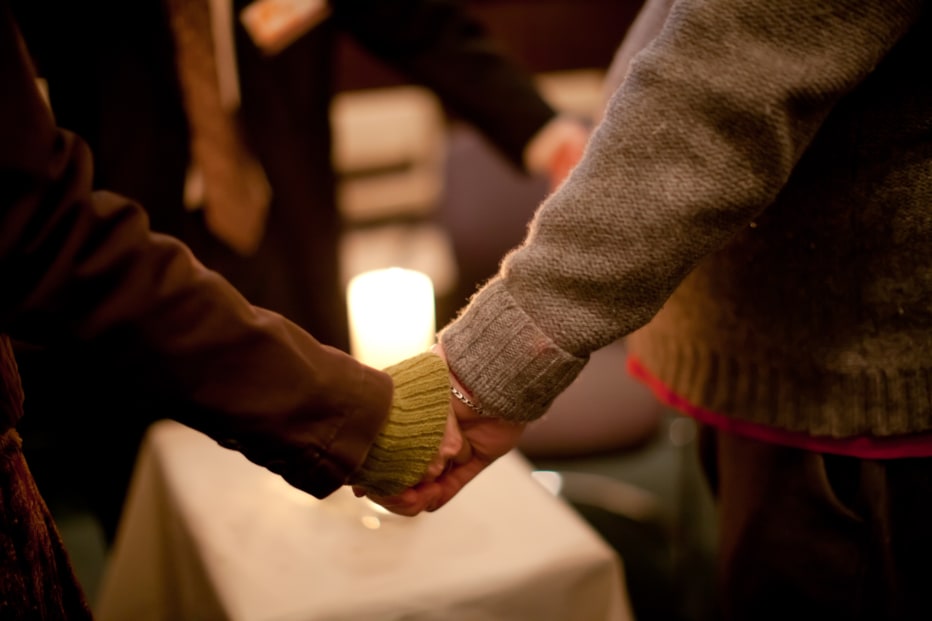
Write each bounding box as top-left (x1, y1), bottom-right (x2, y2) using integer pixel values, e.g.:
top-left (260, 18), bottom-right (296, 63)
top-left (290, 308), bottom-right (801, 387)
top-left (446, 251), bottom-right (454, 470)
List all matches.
top-left (347, 267), bottom-right (436, 369)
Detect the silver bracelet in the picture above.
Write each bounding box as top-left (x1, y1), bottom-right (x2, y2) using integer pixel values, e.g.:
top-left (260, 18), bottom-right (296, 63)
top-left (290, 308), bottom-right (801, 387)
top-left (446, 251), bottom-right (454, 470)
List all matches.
top-left (450, 385), bottom-right (485, 415)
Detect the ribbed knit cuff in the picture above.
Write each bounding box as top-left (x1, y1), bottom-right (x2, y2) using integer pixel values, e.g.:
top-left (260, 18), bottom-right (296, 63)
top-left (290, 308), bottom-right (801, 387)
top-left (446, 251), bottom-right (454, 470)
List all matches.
top-left (349, 352), bottom-right (450, 496)
top-left (439, 280), bottom-right (586, 423)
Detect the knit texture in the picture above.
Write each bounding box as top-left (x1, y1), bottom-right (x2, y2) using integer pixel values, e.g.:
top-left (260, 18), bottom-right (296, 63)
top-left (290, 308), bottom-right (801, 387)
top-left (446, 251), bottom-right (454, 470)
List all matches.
top-left (350, 352), bottom-right (449, 495)
top-left (440, 0), bottom-right (932, 436)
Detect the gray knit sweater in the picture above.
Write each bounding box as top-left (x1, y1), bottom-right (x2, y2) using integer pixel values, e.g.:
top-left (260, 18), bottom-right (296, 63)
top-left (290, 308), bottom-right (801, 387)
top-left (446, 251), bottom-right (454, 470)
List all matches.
top-left (440, 0), bottom-right (932, 438)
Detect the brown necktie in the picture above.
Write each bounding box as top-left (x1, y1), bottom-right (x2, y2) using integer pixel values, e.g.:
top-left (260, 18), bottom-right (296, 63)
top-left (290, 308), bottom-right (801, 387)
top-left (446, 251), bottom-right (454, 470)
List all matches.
top-left (166, 0), bottom-right (271, 256)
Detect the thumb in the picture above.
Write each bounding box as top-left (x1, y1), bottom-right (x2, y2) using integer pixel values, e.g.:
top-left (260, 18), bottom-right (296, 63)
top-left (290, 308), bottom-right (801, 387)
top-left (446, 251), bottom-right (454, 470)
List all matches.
top-left (422, 409), bottom-right (470, 482)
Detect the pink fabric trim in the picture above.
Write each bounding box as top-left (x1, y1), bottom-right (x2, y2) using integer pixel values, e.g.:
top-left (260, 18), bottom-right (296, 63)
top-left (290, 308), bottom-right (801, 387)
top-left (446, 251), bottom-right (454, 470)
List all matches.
top-left (627, 355), bottom-right (932, 459)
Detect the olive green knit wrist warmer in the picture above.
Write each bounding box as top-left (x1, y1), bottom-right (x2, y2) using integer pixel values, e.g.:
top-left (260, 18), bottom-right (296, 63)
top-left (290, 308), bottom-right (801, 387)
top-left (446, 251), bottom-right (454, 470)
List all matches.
top-left (350, 352), bottom-right (450, 496)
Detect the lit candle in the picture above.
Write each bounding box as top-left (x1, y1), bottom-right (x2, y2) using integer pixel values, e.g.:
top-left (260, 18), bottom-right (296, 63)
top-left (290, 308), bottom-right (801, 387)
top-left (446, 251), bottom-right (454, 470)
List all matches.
top-left (347, 267), bottom-right (436, 369)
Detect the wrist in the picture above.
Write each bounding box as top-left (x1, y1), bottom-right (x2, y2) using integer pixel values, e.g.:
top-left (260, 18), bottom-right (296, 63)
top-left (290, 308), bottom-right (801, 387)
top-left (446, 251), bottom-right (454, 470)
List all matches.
top-left (350, 351), bottom-right (449, 495)
top-left (435, 342), bottom-right (493, 418)
top-left (450, 384), bottom-right (484, 415)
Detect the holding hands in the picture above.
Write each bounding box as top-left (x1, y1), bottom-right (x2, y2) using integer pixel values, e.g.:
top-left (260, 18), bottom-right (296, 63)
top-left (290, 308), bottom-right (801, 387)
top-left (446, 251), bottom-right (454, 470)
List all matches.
top-left (356, 348), bottom-right (526, 516)
top-left (351, 117), bottom-right (590, 513)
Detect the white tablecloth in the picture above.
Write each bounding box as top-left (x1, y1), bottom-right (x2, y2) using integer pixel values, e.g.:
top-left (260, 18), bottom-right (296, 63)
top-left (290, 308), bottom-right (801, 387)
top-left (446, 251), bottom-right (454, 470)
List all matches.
top-left (95, 420), bottom-right (632, 621)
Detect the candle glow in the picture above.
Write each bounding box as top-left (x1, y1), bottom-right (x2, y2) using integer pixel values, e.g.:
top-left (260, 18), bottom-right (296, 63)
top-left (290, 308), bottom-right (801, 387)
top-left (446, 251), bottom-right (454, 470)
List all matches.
top-left (347, 267), bottom-right (436, 369)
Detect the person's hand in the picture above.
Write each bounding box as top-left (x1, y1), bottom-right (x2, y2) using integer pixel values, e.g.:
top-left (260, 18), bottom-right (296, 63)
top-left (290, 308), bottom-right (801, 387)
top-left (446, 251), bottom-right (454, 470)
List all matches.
top-left (418, 407), bottom-right (471, 484)
top-left (351, 405), bottom-right (468, 500)
top-left (356, 343), bottom-right (527, 516)
top-left (363, 401), bottom-right (525, 516)
top-left (524, 116), bottom-right (590, 193)
top-left (545, 123), bottom-right (588, 192)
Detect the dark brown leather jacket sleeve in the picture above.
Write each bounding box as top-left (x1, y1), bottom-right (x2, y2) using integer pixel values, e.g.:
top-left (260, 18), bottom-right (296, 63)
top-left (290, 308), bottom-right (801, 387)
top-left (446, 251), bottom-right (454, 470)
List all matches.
top-left (0, 4), bottom-right (390, 498)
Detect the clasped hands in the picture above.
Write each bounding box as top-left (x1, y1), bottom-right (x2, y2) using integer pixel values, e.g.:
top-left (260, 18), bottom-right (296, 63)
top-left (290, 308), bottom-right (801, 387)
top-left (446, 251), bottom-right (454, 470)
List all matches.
top-left (350, 119), bottom-right (590, 514)
top-left (353, 350), bottom-right (526, 516)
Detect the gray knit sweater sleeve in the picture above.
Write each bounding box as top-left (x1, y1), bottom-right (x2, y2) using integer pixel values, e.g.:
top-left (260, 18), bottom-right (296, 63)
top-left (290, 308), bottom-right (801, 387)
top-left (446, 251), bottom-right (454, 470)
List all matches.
top-left (439, 0), bottom-right (924, 422)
